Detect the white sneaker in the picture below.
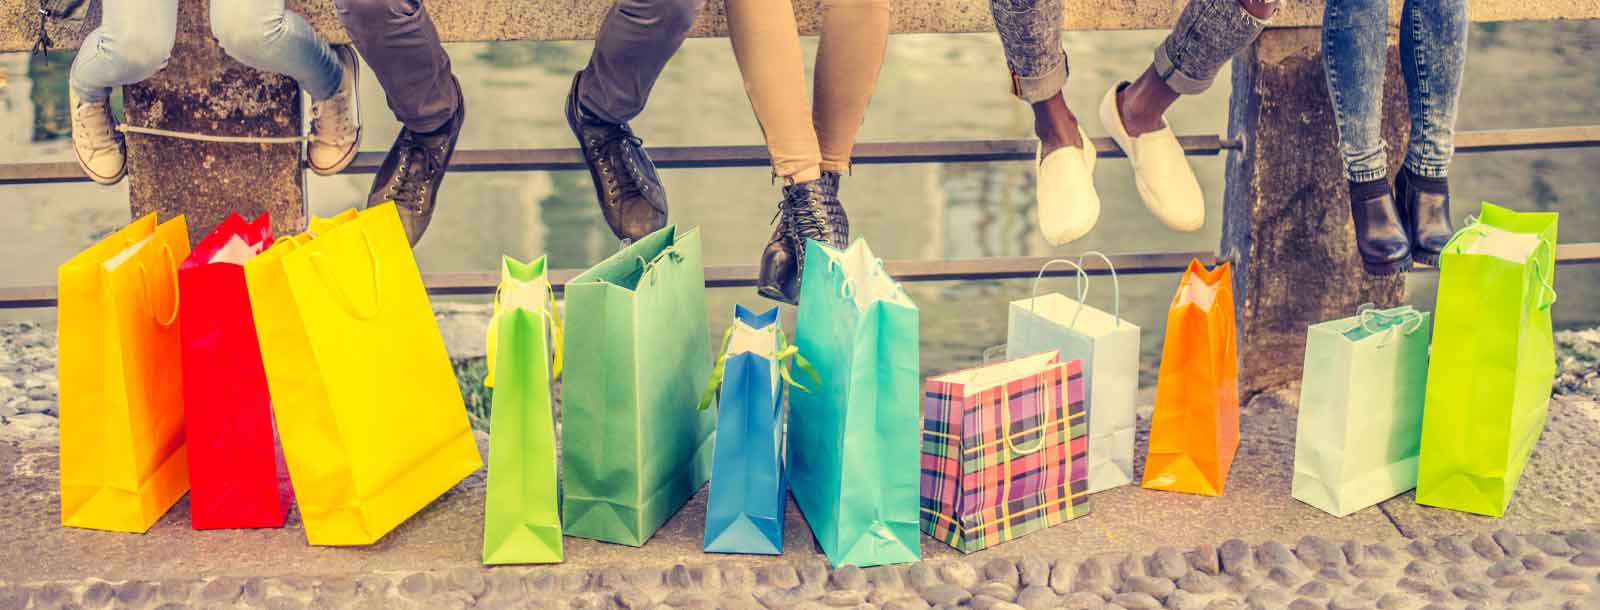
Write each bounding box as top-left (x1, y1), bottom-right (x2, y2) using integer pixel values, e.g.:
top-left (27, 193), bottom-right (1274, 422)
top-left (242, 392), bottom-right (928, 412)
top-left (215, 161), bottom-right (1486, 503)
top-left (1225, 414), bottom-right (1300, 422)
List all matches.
top-left (70, 91), bottom-right (126, 186)
top-left (308, 45), bottom-right (361, 176)
top-left (1099, 83), bottom-right (1205, 232)
top-left (1036, 125), bottom-right (1101, 246)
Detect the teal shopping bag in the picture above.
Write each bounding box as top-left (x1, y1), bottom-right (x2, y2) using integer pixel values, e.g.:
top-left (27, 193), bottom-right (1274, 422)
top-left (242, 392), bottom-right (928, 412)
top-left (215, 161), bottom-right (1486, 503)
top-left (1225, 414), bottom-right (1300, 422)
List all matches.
top-left (562, 226), bottom-right (717, 545)
top-left (1417, 203), bottom-right (1559, 517)
top-left (1007, 253), bottom-right (1140, 493)
top-left (702, 305), bottom-right (790, 555)
top-left (791, 238), bottom-right (921, 567)
top-left (481, 255), bottom-right (563, 564)
top-left (1292, 305), bottom-right (1430, 517)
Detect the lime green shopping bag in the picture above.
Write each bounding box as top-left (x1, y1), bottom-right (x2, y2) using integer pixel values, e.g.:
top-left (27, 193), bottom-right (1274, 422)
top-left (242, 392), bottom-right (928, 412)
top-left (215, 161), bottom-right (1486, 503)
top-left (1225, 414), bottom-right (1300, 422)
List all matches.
top-left (481, 255), bottom-right (563, 564)
top-left (1417, 203), bottom-right (1558, 517)
top-left (561, 226), bottom-right (717, 546)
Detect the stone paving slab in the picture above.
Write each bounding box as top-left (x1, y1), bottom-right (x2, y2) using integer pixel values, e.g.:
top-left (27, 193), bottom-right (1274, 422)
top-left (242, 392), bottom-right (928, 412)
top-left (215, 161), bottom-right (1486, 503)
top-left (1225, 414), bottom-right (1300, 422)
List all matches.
top-left (6, 391), bottom-right (1598, 589)
top-left (2, 527), bottom-right (1599, 610)
top-left (1379, 394), bottom-right (1600, 540)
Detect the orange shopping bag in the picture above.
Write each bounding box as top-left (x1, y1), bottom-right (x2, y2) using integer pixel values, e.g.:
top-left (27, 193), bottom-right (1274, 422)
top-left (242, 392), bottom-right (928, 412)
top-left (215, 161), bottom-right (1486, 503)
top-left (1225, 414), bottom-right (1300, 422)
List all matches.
top-left (58, 214), bottom-right (192, 532)
top-left (1141, 260), bottom-right (1239, 496)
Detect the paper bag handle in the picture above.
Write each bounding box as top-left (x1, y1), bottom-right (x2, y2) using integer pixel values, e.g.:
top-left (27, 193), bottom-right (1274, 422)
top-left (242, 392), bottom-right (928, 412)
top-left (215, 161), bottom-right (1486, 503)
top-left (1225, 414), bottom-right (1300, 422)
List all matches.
top-left (311, 227), bottom-right (382, 321)
top-left (139, 242), bottom-right (181, 327)
top-left (1029, 260), bottom-right (1089, 325)
top-left (998, 366), bottom-right (1060, 456)
top-left (1076, 251), bottom-right (1123, 327)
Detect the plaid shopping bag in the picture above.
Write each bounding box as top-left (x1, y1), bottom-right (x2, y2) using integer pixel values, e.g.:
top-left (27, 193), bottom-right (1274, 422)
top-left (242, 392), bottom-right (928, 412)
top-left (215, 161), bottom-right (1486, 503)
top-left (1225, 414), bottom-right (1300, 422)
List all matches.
top-left (920, 351), bottom-right (1089, 553)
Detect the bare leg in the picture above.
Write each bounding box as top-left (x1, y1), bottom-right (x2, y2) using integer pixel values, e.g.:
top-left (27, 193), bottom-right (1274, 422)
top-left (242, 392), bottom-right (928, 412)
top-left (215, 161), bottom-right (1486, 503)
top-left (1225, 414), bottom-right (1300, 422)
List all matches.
top-left (1117, 0), bottom-right (1278, 136)
top-left (1034, 91), bottom-right (1084, 159)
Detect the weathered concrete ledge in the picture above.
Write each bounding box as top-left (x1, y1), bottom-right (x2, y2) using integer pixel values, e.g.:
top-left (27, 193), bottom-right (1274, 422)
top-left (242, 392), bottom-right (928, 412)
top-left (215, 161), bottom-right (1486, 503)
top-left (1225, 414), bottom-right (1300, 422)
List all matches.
top-left (6, 0), bottom-right (1600, 54)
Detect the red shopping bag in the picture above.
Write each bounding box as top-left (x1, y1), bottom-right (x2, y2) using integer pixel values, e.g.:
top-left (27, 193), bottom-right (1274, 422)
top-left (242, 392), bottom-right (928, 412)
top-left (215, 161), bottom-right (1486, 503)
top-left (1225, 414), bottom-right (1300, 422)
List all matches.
top-left (178, 213), bottom-right (289, 529)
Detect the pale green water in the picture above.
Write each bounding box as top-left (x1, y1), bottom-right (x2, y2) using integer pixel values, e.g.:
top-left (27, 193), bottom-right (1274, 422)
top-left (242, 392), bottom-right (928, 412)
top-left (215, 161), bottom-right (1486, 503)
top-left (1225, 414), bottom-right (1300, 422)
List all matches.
top-left (1, 25), bottom-right (1595, 381)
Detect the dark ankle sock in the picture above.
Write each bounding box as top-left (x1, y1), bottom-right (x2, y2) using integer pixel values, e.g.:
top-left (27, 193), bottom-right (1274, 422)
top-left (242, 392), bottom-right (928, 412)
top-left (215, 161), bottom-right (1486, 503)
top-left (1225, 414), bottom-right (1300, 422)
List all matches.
top-left (1348, 177), bottom-right (1391, 201)
top-left (1402, 168), bottom-right (1448, 193)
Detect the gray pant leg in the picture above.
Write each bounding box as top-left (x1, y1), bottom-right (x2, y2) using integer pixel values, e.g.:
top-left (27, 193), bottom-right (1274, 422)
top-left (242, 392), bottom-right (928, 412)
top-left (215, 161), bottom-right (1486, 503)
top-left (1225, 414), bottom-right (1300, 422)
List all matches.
top-left (991, 0), bottom-right (1069, 103)
top-left (334, 0), bottom-right (459, 132)
top-left (1153, 0), bottom-right (1269, 95)
top-left (577, 0), bottom-right (707, 125)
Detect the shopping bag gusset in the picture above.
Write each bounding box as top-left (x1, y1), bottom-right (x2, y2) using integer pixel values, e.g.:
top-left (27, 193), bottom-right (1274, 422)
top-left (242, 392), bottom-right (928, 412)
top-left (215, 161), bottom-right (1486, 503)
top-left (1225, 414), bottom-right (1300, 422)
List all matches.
top-left (1142, 260), bottom-right (1240, 497)
top-left (178, 213), bottom-right (288, 529)
top-left (1007, 253), bottom-right (1139, 494)
top-left (562, 226), bottom-right (716, 546)
top-left (1417, 203), bottom-right (1559, 517)
top-left (482, 255), bottom-right (565, 564)
top-left (1292, 304), bottom-right (1430, 517)
top-left (791, 238), bottom-right (921, 567)
top-left (701, 304), bottom-right (816, 555)
top-left (59, 214), bottom-right (191, 532)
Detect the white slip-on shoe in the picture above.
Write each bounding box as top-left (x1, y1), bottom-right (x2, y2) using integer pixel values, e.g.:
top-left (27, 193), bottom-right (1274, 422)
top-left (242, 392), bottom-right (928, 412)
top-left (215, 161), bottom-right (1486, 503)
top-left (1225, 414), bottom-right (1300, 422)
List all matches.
top-left (1099, 83), bottom-right (1205, 232)
top-left (1036, 125), bottom-right (1101, 246)
top-left (308, 45), bottom-right (362, 176)
top-left (70, 90), bottom-right (126, 186)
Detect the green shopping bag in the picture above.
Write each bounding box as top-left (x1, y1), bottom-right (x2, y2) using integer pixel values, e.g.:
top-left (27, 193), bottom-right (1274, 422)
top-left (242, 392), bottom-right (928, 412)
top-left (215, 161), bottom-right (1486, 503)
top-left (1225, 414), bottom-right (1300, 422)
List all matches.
top-left (791, 238), bottom-right (922, 567)
top-left (1292, 304), bottom-right (1430, 517)
top-left (482, 255), bottom-right (563, 564)
top-left (1417, 203), bottom-right (1558, 517)
top-left (561, 226), bottom-right (717, 545)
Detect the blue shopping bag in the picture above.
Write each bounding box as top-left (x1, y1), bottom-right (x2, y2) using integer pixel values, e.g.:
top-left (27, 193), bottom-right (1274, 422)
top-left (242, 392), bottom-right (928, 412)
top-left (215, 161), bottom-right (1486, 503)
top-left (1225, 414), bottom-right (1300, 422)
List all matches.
top-left (701, 305), bottom-right (797, 554)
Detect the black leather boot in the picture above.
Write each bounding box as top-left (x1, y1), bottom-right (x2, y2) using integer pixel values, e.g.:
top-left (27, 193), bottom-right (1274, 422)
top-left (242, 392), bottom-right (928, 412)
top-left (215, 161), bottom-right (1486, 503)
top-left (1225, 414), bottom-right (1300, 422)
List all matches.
top-left (756, 179), bottom-right (847, 304)
top-left (1348, 178), bottom-right (1412, 275)
top-left (566, 72), bottom-right (668, 243)
top-left (819, 170), bottom-right (850, 241)
top-left (1397, 168), bottom-right (1454, 266)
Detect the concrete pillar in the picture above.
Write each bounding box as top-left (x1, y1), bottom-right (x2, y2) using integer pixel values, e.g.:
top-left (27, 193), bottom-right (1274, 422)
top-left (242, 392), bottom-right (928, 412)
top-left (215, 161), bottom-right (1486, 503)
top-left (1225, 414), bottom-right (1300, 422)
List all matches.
top-left (1221, 27), bottom-right (1410, 399)
top-left (123, 0), bottom-right (306, 245)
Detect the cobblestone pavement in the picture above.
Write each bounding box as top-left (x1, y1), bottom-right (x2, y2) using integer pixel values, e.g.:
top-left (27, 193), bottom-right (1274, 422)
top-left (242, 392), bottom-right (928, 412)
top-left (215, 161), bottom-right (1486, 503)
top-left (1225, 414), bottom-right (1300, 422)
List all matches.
top-left (1, 320), bottom-right (1597, 609)
top-left (1, 529), bottom-right (1599, 609)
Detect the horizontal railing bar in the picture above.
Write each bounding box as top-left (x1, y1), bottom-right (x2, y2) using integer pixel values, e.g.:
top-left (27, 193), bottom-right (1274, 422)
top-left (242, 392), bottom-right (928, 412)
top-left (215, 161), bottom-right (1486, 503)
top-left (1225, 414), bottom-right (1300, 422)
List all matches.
top-left (0, 136), bottom-right (1225, 185)
top-left (2, 124), bottom-right (1592, 186)
top-left (3, 243), bottom-right (1597, 308)
top-left (1453, 126), bottom-right (1600, 153)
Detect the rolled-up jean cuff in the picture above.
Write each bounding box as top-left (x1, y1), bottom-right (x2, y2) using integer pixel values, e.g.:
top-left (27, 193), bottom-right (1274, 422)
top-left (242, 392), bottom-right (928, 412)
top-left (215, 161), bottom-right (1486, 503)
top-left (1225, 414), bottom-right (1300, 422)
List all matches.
top-left (1153, 3), bottom-right (1269, 96)
top-left (1152, 44), bottom-right (1215, 95)
top-left (1348, 165), bottom-right (1389, 183)
top-left (1012, 59), bottom-right (1068, 103)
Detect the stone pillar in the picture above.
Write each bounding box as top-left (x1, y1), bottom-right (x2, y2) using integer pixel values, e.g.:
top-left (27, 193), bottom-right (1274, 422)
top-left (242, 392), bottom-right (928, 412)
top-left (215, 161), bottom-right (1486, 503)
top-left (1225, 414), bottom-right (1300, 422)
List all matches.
top-left (124, 0), bottom-right (306, 245)
top-left (1221, 27), bottom-right (1410, 399)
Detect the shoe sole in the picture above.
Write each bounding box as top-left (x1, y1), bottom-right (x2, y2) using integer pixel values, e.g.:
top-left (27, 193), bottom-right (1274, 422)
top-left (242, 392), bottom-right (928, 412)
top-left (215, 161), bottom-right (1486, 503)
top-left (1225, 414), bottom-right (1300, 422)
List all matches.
top-left (308, 47), bottom-right (363, 177)
top-left (1412, 250), bottom-right (1441, 267)
top-left (1363, 254), bottom-right (1414, 276)
top-left (73, 130), bottom-right (126, 187)
top-left (756, 284), bottom-right (798, 306)
top-left (75, 151), bottom-right (126, 186)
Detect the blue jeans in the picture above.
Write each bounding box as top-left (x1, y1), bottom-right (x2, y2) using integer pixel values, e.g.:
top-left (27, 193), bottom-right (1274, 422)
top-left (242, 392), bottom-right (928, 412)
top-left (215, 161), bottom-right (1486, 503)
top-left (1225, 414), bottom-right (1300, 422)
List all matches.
top-left (70, 0), bottom-right (342, 104)
top-left (1322, 0), bottom-right (1468, 181)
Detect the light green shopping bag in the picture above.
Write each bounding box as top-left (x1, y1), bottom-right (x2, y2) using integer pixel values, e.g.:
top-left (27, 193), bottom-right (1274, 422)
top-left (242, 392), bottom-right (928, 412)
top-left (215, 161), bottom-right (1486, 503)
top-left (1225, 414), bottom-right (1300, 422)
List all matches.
top-left (561, 226), bottom-right (717, 546)
top-left (1292, 305), bottom-right (1430, 517)
top-left (482, 255), bottom-right (563, 564)
top-left (1417, 203), bottom-right (1558, 517)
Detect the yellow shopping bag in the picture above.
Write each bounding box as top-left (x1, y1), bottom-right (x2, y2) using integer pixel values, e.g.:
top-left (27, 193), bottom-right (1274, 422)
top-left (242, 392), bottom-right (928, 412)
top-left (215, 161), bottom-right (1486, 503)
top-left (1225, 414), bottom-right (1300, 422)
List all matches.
top-left (246, 203), bottom-right (480, 546)
top-left (58, 214), bottom-right (191, 532)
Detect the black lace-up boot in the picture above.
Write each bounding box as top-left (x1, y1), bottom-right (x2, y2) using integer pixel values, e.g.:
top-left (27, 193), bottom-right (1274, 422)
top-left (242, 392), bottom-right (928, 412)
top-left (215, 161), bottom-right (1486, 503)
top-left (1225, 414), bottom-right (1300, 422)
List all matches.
top-left (757, 179), bottom-right (848, 304)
